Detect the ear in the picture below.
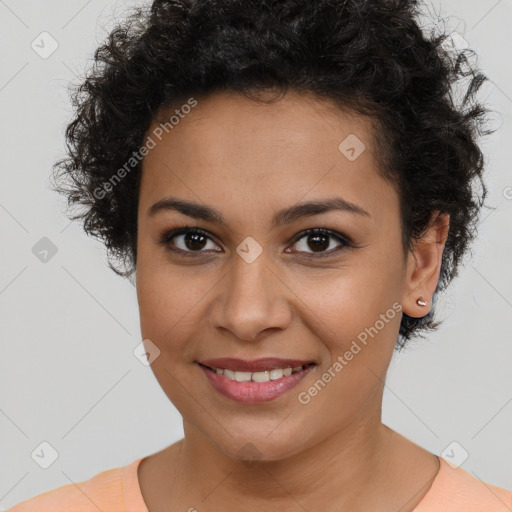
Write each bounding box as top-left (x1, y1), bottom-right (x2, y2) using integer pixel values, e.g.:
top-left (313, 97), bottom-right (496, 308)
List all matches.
top-left (402, 211), bottom-right (450, 318)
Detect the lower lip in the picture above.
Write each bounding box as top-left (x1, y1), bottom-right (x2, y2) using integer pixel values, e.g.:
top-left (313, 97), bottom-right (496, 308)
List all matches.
top-left (199, 364), bottom-right (315, 403)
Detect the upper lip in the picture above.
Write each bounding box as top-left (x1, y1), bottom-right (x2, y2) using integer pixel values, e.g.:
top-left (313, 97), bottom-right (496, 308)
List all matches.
top-left (198, 358), bottom-right (316, 372)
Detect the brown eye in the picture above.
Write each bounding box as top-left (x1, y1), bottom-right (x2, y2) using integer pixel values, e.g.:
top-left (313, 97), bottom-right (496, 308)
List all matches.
top-left (181, 231), bottom-right (208, 251)
top-left (287, 228), bottom-right (350, 256)
top-left (160, 227), bottom-right (222, 255)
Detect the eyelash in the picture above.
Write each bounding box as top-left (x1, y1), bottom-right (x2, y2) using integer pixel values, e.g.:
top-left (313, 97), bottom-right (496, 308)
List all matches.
top-left (158, 225), bottom-right (353, 258)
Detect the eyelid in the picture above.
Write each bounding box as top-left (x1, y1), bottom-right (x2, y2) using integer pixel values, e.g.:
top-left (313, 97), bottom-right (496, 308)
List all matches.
top-left (285, 228), bottom-right (352, 257)
top-left (159, 225), bottom-right (352, 256)
top-left (159, 226), bottom-right (222, 255)
top-left (289, 227), bottom-right (353, 248)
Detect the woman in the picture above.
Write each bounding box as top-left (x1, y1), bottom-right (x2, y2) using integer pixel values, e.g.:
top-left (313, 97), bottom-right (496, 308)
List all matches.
top-left (8, 0), bottom-right (512, 510)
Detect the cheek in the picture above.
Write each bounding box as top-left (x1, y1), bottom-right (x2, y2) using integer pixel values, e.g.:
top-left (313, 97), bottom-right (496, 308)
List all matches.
top-left (294, 263), bottom-right (401, 335)
top-left (136, 262), bottom-right (215, 360)
top-left (292, 277), bottom-right (401, 423)
top-left (289, 264), bottom-right (403, 386)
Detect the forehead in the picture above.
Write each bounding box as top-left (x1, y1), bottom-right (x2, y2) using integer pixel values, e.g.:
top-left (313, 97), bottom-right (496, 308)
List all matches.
top-left (139, 89), bottom-right (396, 223)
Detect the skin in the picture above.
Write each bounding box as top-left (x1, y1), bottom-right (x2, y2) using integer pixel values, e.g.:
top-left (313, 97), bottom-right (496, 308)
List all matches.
top-left (135, 89), bottom-right (450, 512)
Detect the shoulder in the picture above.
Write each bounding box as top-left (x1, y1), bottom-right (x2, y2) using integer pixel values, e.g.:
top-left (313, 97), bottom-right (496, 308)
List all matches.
top-left (414, 457), bottom-right (512, 512)
top-left (6, 459), bottom-right (143, 512)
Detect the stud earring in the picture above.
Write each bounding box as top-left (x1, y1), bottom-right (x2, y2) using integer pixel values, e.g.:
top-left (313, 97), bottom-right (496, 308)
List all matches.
top-left (416, 297), bottom-right (428, 307)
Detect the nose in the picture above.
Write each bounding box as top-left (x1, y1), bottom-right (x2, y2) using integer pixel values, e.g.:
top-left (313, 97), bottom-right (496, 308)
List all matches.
top-left (210, 250), bottom-right (292, 342)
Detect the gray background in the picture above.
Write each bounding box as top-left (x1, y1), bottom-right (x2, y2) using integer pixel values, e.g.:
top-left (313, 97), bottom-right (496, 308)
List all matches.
top-left (1, 0), bottom-right (511, 508)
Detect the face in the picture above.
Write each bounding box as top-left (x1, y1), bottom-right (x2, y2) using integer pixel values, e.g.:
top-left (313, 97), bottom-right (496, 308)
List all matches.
top-left (135, 89), bottom-right (440, 462)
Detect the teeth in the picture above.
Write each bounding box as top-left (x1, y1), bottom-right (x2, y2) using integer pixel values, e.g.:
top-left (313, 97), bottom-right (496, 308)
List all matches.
top-left (269, 368), bottom-right (284, 380)
top-left (224, 369), bottom-right (236, 380)
top-left (235, 371), bottom-right (252, 382)
top-left (252, 371), bottom-right (270, 382)
top-left (210, 365), bottom-right (308, 382)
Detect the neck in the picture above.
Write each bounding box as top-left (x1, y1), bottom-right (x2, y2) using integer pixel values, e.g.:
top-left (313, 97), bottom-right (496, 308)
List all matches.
top-left (175, 405), bottom-right (393, 510)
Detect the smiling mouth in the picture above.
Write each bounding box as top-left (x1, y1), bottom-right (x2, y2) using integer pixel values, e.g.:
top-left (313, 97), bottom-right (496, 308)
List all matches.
top-left (198, 363), bottom-right (315, 383)
top-left (197, 358), bottom-right (317, 403)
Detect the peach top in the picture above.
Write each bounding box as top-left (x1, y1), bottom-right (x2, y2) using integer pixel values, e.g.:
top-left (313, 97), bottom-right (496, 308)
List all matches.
top-left (7, 456), bottom-right (512, 511)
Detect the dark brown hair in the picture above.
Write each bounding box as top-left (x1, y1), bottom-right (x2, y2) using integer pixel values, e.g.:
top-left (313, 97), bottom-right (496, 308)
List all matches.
top-left (51, 0), bottom-right (495, 349)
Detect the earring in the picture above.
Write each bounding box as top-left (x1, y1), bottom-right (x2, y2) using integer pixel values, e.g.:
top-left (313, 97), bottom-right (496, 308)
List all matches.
top-left (416, 297), bottom-right (428, 307)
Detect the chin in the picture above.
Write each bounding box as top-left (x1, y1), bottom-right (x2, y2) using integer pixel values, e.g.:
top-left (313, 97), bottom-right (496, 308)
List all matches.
top-left (207, 424), bottom-right (313, 464)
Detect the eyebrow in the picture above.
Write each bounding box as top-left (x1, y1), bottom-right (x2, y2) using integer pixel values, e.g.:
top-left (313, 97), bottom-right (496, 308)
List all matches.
top-left (147, 196), bottom-right (371, 227)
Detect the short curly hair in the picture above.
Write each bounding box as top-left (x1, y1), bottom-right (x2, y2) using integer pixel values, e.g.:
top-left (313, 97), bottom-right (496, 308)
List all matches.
top-left (51, 0), bottom-right (495, 350)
